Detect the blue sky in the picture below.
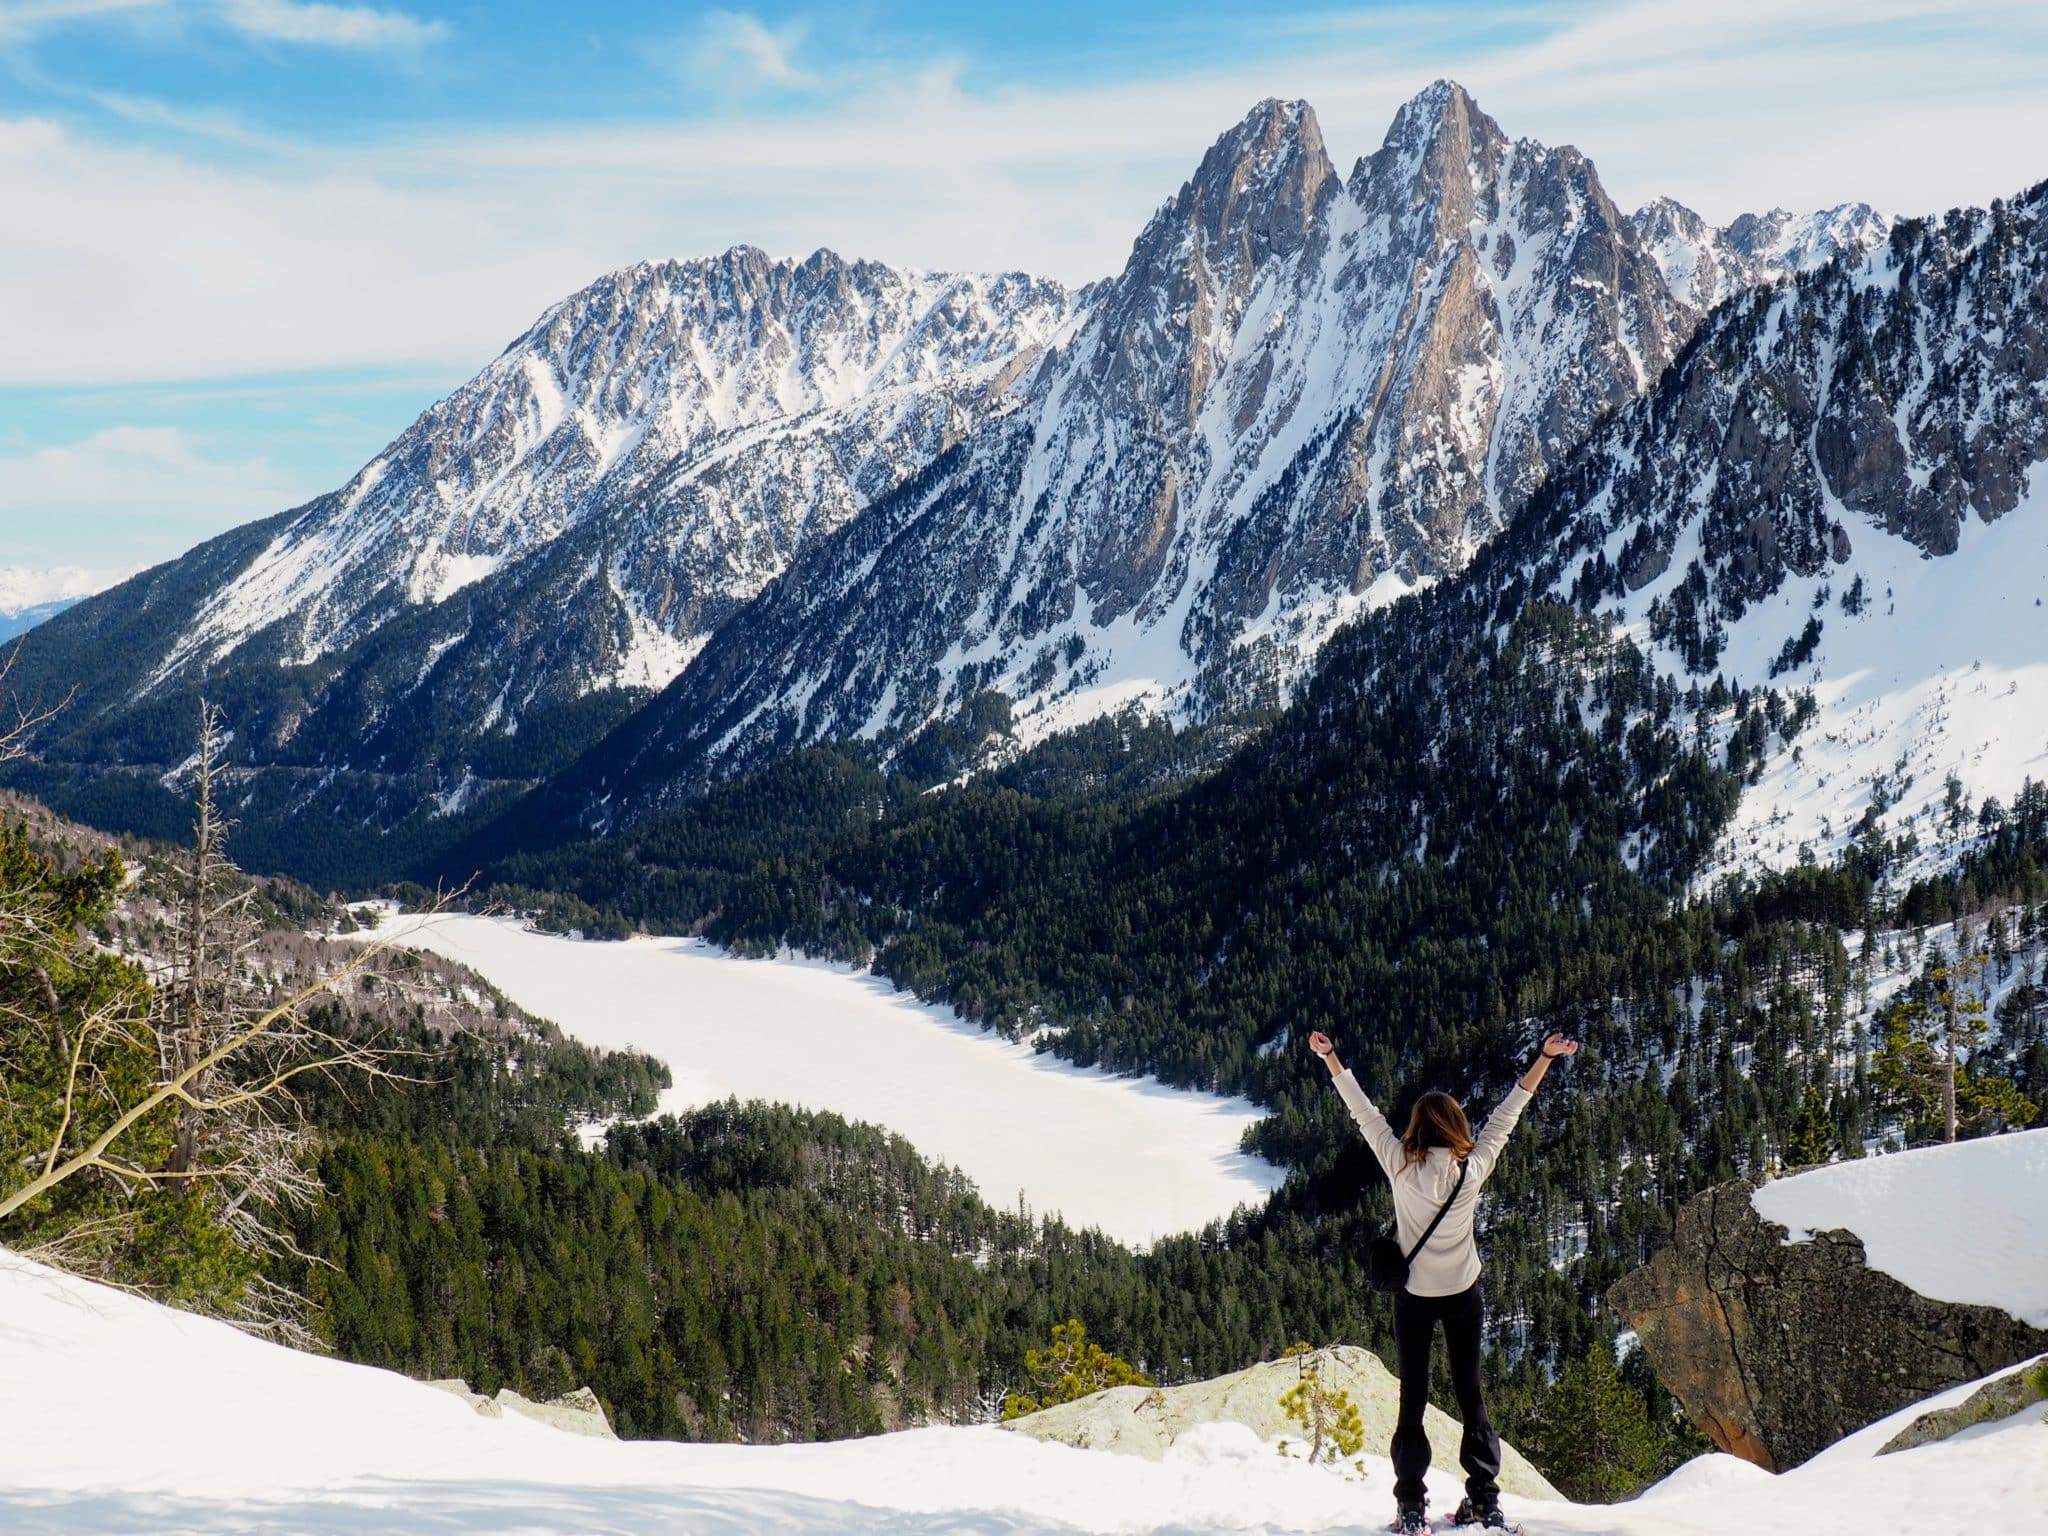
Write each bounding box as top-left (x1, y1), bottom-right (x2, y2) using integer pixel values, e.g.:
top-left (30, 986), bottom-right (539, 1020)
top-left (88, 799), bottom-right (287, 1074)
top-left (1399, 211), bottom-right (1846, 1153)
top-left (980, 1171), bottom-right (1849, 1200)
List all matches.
top-left (5, 0), bottom-right (2048, 584)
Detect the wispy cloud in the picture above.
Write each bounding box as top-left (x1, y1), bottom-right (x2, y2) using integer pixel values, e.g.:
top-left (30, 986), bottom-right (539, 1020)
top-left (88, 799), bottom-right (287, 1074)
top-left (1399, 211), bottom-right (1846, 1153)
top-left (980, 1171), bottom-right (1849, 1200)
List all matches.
top-left (82, 86), bottom-right (281, 146)
top-left (0, 424), bottom-right (307, 564)
top-left (212, 0), bottom-right (441, 50)
top-left (0, 0), bottom-right (155, 39)
top-left (5, 0), bottom-right (2048, 387)
top-left (0, 0), bottom-right (444, 50)
top-left (682, 9), bottom-right (817, 94)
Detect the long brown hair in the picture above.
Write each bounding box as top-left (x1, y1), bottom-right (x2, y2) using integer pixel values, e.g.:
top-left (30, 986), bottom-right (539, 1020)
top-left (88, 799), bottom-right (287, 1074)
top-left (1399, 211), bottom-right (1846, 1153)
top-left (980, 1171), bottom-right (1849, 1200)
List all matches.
top-left (1401, 1091), bottom-right (1474, 1169)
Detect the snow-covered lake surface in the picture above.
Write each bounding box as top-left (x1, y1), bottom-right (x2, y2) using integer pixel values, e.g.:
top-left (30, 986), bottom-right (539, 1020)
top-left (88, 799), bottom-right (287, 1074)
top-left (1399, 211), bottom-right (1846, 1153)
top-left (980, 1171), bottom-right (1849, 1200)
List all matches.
top-left (366, 912), bottom-right (1282, 1246)
top-left (5, 1248), bottom-right (2043, 1536)
top-left (1750, 1126), bottom-right (2048, 1328)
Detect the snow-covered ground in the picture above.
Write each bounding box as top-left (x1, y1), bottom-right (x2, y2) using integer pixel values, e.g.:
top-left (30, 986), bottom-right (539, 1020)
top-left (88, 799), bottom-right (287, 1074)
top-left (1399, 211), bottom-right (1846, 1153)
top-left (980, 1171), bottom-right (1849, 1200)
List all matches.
top-left (364, 912), bottom-right (1282, 1247)
top-left (3, 1248), bottom-right (2042, 1536)
top-left (1638, 479), bottom-right (2048, 883)
top-left (1751, 1127), bottom-right (2048, 1327)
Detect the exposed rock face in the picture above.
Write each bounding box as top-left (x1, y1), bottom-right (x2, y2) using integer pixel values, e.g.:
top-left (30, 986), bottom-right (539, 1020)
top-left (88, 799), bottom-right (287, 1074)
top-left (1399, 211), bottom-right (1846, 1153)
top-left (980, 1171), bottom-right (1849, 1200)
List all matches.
top-left (1001, 1343), bottom-right (1558, 1499)
top-left (1609, 1179), bottom-right (2048, 1471)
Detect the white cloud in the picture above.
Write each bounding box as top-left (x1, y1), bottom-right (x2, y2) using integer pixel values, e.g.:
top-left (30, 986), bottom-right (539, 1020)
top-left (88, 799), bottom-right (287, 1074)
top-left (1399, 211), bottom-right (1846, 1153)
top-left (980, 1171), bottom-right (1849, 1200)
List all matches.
top-left (211, 0), bottom-right (441, 50)
top-left (0, 425), bottom-right (307, 563)
top-left (0, 562), bottom-right (118, 615)
top-left (4, 0), bottom-right (2047, 386)
top-left (687, 9), bottom-right (815, 92)
top-left (0, 0), bottom-right (443, 49)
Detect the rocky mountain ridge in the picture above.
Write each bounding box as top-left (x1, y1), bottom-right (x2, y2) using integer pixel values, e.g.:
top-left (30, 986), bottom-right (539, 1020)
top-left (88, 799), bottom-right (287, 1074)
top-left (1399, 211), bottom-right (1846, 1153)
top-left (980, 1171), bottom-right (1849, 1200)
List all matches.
top-left (1495, 177), bottom-right (2048, 877)
top-left (5, 81), bottom-right (1896, 876)
top-left (534, 82), bottom-right (1889, 828)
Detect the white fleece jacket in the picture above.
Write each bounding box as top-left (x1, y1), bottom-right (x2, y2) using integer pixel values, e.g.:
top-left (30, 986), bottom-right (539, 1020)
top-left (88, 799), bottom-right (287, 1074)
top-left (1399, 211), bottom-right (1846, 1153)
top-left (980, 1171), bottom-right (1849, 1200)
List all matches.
top-left (1334, 1069), bottom-right (1533, 1297)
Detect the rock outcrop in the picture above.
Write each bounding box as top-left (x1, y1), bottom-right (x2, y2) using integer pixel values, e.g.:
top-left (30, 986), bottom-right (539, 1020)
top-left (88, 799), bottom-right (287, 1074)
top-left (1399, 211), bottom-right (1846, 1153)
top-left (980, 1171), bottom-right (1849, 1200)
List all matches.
top-left (427, 1380), bottom-right (618, 1439)
top-left (1001, 1343), bottom-right (1559, 1499)
top-left (1876, 1359), bottom-right (2048, 1455)
top-left (1609, 1179), bottom-right (2048, 1471)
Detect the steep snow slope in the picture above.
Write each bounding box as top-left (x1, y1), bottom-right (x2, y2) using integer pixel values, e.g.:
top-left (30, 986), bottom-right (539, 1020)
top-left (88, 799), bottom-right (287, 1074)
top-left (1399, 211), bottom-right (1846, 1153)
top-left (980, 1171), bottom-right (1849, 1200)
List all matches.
top-left (1751, 1127), bottom-right (2048, 1327)
top-left (363, 911), bottom-right (1282, 1246)
top-left (1502, 180), bottom-right (2048, 880)
top-left (1695, 477), bottom-right (2048, 880)
top-left (3, 1247), bottom-right (2043, 1535)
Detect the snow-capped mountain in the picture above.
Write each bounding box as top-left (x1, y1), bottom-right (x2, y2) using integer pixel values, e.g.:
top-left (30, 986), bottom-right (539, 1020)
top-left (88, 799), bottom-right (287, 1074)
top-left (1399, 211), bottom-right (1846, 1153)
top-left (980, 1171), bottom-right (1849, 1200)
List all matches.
top-left (156, 248), bottom-right (1080, 704)
top-left (1632, 198), bottom-right (1891, 317)
top-left (538, 83), bottom-right (1750, 821)
top-left (3, 251), bottom-right (1077, 873)
top-left (1492, 180), bottom-right (2048, 878)
top-left (6, 81), bottom-right (1907, 875)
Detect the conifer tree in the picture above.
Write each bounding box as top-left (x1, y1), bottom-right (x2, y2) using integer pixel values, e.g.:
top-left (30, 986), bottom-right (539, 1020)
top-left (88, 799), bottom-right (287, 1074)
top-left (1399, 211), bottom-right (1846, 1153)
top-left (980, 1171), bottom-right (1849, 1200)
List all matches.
top-left (1529, 1344), bottom-right (1668, 1502)
top-left (1276, 1343), bottom-right (1366, 1465)
top-left (1000, 1319), bottom-right (1152, 1419)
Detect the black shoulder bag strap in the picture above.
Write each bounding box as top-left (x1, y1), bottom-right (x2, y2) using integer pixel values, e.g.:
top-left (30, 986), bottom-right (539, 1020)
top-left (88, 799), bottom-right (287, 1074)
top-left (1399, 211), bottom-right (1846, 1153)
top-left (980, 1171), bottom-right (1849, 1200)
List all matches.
top-left (1404, 1158), bottom-right (1469, 1266)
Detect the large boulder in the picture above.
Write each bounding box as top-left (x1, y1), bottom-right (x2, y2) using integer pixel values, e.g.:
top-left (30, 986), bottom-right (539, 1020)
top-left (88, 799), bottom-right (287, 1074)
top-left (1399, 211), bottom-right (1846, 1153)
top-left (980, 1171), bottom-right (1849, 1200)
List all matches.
top-left (1001, 1344), bottom-right (1559, 1499)
top-left (1610, 1178), bottom-right (2048, 1470)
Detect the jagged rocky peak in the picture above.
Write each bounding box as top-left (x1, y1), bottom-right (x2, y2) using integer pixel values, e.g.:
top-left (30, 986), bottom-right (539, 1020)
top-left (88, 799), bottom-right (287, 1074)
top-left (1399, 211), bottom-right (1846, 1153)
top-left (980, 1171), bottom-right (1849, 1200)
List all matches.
top-left (1177, 97), bottom-right (1337, 266)
top-left (1325, 78), bottom-right (1680, 567)
top-left (1631, 195), bottom-right (1891, 315)
top-left (1348, 78), bottom-right (1508, 226)
top-left (1085, 98), bottom-right (1337, 430)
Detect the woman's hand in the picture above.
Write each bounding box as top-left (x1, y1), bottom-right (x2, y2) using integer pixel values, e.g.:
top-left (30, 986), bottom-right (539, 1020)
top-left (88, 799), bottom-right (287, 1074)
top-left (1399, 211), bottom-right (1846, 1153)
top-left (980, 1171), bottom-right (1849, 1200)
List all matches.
top-left (1520, 1033), bottom-right (1578, 1092)
top-left (1306, 1030), bottom-right (1343, 1077)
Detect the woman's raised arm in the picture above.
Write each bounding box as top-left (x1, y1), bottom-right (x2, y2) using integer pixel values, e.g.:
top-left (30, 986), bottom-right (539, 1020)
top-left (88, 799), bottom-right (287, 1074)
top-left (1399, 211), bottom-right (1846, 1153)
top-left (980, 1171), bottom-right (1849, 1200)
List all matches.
top-left (1309, 1030), bottom-right (1402, 1173)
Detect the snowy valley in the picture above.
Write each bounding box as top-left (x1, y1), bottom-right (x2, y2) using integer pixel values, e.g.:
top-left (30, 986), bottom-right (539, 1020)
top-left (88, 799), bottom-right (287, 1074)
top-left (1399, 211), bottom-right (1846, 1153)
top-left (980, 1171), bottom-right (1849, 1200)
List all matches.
top-left (7, 41), bottom-right (2048, 1536)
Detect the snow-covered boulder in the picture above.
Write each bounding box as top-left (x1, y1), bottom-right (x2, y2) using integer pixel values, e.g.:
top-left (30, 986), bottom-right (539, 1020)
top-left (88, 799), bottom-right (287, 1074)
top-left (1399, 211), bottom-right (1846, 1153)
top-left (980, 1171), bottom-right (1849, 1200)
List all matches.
top-left (1000, 1343), bottom-right (1559, 1499)
top-left (1610, 1130), bottom-right (2048, 1470)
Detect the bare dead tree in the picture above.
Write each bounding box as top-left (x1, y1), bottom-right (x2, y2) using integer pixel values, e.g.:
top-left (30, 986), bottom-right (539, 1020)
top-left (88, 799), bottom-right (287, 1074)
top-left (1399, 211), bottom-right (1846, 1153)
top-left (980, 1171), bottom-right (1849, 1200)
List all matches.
top-left (2, 898), bottom-right (450, 1190)
top-left (0, 641), bottom-right (72, 762)
top-left (1, 698), bottom-right (459, 1343)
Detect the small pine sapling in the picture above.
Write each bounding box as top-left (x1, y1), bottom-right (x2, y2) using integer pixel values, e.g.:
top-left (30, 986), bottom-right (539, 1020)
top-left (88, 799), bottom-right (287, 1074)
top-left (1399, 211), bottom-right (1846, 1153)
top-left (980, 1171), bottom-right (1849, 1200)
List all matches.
top-left (999, 1319), bottom-right (1152, 1419)
top-left (1276, 1343), bottom-right (1366, 1466)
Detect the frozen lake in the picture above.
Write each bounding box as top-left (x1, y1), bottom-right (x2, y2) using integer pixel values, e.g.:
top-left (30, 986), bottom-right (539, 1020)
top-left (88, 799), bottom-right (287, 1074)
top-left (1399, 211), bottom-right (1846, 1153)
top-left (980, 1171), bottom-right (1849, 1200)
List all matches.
top-left (370, 912), bottom-right (1282, 1246)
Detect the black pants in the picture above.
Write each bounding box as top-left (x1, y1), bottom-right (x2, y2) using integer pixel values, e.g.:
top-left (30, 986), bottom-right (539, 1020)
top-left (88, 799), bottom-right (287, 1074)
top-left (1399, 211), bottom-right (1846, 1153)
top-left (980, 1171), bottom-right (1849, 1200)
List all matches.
top-left (1391, 1281), bottom-right (1501, 1510)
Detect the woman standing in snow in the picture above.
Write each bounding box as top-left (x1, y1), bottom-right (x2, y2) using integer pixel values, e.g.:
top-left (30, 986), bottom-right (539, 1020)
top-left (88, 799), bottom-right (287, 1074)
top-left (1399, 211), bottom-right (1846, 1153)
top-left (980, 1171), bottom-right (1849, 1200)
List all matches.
top-left (1307, 1028), bottom-right (1578, 1536)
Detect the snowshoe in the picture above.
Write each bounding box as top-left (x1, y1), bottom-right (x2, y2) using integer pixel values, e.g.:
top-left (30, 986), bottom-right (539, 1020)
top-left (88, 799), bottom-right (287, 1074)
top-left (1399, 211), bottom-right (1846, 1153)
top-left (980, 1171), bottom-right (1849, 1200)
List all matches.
top-left (1442, 1497), bottom-right (1517, 1532)
top-left (1391, 1509), bottom-right (1432, 1536)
